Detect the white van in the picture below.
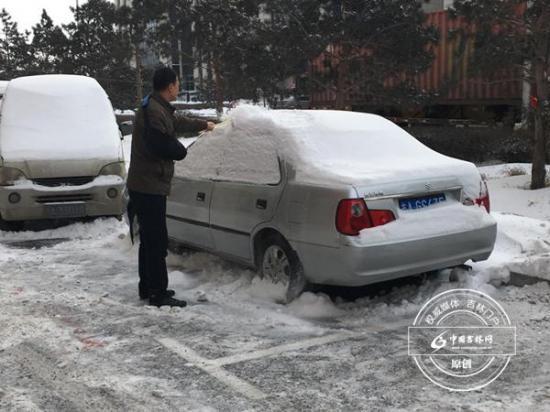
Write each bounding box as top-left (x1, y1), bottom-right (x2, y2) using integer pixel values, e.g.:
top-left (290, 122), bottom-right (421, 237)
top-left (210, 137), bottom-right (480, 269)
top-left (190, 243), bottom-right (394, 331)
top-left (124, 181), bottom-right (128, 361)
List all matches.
top-left (0, 75), bottom-right (126, 230)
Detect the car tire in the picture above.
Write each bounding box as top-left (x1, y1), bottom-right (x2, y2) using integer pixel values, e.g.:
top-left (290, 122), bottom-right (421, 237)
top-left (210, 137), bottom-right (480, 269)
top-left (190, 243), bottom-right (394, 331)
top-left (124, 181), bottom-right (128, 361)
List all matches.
top-left (259, 233), bottom-right (307, 302)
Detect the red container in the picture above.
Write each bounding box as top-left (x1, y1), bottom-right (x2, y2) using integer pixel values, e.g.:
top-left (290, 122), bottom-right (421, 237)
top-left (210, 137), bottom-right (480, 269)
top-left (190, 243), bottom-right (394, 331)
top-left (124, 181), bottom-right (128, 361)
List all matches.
top-left (309, 11), bottom-right (523, 109)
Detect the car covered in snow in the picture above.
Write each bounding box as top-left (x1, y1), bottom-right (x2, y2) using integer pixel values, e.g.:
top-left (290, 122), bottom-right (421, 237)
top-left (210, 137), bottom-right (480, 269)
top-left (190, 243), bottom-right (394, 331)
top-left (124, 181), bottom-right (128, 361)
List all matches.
top-left (168, 107), bottom-right (497, 300)
top-left (0, 75), bottom-right (126, 230)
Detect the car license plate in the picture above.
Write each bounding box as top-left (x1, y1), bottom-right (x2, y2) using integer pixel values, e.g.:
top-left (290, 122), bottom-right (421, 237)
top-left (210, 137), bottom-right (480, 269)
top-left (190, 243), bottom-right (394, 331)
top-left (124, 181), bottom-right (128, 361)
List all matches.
top-left (399, 193), bottom-right (446, 210)
top-left (45, 203), bottom-right (87, 218)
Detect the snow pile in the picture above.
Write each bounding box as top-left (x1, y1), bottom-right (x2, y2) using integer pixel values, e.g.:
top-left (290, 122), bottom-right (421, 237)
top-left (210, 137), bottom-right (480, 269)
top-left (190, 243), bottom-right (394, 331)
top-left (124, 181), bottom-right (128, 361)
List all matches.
top-left (0, 75), bottom-right (121, 161)
top-left (287, 292), bottom-right (344, 319)
top-left (470, 213), bottom-right (550, 285)
top-left (0, 217), bottom-right (128, 242)
top-left (467, 162), bottom-right (550, 285)
top-left (462, 163), bottom-right (550, 285)
top-left (479, 163), bottom-right (550, 221)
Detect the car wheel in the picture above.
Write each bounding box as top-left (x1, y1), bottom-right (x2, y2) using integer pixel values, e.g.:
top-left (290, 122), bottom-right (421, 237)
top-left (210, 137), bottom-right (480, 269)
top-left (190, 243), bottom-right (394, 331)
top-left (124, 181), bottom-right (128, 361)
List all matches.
top-left (260, 234), bottom-right (307, 302)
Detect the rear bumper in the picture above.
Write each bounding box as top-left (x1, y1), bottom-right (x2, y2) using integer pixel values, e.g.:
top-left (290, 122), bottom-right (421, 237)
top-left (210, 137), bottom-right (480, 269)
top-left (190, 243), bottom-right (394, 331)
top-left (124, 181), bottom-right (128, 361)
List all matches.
top-left (0, 178), bottom-right (125, 221)
top-left (293, 222), bottom-right (497, 287)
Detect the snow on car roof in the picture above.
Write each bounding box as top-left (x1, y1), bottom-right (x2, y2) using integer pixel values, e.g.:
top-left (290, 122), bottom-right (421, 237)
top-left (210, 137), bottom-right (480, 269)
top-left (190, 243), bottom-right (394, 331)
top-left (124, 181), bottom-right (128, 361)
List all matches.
top-left (231, 105), bottom-right (443, 159)
top-left (179, 105), bottom-right (479, 187)
top-left (217, 105), bottom-right (478, 186)
top-left (0, 75), bottom-right (120, 162)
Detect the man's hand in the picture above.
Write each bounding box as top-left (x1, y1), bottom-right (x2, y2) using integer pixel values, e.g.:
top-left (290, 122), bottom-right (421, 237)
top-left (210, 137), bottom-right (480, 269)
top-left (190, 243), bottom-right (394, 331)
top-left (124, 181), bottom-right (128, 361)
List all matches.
top-left (206, 121), bottom-right (216, 131)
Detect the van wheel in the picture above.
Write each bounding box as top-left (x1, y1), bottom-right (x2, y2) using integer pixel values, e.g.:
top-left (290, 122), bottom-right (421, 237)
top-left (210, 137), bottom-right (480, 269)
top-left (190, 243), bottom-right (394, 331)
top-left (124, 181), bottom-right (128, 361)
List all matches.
top-left (259, 234), bottom-right (307, 303)
top-left (0, 217), bottom-right (23, 232)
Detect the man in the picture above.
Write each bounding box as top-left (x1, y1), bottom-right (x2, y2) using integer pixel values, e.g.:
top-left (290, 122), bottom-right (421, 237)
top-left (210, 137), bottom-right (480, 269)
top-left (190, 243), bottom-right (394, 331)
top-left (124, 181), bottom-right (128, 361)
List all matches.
top-left (127, 67), bottom-right (215, 307)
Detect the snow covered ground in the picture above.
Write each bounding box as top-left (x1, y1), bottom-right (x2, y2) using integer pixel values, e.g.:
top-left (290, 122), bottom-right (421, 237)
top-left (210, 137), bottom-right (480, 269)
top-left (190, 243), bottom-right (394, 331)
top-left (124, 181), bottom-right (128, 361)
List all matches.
top-left (0, 163), bottom-right (549, 410)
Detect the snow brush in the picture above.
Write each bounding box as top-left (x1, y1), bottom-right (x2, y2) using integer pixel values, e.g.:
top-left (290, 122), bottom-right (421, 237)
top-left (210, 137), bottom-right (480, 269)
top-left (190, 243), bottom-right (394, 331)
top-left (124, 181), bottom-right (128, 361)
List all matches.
top-left (188, 118), bottom-right (230, 148)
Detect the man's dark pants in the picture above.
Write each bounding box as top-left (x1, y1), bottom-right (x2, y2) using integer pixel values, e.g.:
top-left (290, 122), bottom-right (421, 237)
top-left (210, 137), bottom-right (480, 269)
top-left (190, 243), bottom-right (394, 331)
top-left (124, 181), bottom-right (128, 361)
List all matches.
top-left (128, 189), bottom-right (168, 297)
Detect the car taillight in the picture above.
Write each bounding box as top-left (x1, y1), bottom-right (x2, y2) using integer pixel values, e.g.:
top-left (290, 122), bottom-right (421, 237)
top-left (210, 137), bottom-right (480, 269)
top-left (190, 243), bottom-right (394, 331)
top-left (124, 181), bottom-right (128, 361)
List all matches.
top-left (369, 210), bottom-right (396, 226)
top-left (475, 180), bottom-right (490, 213)
top-left (336, 199), bottom-right (395, 236)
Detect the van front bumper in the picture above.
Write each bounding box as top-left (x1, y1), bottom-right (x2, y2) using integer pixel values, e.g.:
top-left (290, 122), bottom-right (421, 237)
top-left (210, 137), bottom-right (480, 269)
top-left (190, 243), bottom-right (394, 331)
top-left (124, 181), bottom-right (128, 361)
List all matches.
top-left (0, 176), bottom-right (125, 221)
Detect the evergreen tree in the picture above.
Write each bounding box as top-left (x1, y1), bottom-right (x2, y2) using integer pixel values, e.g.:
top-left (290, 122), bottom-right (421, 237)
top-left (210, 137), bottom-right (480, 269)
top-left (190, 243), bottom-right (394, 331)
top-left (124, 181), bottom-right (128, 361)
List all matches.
top-left (259, 0), bottom-right (331, 100)
top-left (313, 0), bottom-right (438, 110)
top-left (65, 0), bottom-right (121, 76)
top-left (117, 0), bottom-right (166, 105)
top-left (64, 0), bottom-right (135, 108)
top-left (153, 0), bottom-right (195, 93)
top-left (192, 0), bottom-right (262, 114)
top-left (31, 10), bottom-right (70, 74)
top-left (452, 0), bottom-right (549, 189)
top-left (190, 0), bottom-right (330, 107)
top-left (0, 9), bottom-right (33, 78)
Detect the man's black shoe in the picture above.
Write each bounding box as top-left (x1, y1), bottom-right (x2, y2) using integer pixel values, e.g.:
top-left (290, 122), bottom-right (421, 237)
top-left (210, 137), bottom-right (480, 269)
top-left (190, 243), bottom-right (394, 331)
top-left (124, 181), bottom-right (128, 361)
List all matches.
top-left (139, 289), bottom-right (175, 300)
top-left (149, 294), bottom-right (187, 308)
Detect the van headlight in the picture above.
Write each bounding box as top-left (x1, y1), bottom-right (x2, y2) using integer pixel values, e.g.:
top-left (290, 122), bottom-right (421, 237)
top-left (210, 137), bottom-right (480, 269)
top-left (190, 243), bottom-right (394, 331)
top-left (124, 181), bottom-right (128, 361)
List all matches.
top-left (0, 167), bottom-right (26, 186)
top-left (99, 162), bottom-right (126, 178)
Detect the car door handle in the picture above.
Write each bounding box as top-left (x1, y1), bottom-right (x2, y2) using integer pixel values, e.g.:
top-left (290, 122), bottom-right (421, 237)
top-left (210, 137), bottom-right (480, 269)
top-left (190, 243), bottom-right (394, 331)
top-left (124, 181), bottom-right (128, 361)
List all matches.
top-left (196, 192), bottom-right (206, 202)
top-left (256, 199), bottom-right (267, 210)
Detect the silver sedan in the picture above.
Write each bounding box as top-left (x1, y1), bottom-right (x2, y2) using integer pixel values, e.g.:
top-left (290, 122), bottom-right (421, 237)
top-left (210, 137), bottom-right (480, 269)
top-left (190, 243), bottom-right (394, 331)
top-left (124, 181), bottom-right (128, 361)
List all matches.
top-left (167, 109), bottom-right (497, 301)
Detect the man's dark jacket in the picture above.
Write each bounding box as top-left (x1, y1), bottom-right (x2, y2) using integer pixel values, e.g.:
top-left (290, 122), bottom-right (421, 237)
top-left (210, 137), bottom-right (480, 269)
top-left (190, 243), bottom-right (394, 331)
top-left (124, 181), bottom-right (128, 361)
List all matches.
top-left (127, 93), bottom-right (208, 196)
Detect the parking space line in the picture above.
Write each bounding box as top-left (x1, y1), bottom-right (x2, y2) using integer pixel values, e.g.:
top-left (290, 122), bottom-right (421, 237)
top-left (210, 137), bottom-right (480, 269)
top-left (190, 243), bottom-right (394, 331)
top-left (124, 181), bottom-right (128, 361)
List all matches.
top-left (211, 332), bottom-right (356, 367)
top-left (157, 324), bottom-right (408, 400)
top-left (157, 337), bottom-right (268, 400)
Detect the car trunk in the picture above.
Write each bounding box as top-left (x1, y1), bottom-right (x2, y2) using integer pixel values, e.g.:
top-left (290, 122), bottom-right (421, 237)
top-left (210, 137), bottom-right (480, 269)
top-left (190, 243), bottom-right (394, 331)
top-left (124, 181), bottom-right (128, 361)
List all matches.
top-left (355, 174), bottom-right (465, 204)
top-left (352, 160), bottom-right (491, 243)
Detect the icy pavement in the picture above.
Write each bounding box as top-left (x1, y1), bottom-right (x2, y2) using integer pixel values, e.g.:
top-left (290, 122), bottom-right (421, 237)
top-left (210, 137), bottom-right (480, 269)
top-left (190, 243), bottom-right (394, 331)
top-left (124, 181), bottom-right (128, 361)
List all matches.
top-left (0, 166), bottom-right (549, 410)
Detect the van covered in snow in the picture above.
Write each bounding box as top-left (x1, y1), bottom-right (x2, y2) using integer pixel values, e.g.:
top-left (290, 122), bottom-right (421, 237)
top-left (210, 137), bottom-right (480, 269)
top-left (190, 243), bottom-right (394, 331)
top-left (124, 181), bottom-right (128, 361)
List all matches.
top-left (0, 75), bottom-right (125, 229)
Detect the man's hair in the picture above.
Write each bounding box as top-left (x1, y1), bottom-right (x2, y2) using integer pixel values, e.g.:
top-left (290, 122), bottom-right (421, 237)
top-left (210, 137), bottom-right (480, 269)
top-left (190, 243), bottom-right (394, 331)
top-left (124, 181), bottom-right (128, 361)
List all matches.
top-left (153, 67), bottom-right (178, 92)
